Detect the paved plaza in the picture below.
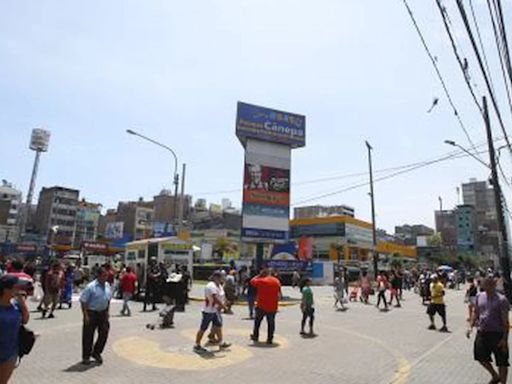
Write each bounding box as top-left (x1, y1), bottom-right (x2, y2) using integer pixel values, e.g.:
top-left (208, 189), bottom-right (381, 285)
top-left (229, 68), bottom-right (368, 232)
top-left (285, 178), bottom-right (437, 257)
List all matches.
top-left (10, 286), bottom-right (504, 384)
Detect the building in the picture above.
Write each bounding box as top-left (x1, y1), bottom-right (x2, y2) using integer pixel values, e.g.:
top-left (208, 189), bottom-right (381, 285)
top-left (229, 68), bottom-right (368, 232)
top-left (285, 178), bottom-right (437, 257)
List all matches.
top-left (394, 224), bottom-right (434, 246)
top-left (73, 199), bottom-right (101, 247)
top-left (455, 204), bottom-right (477, 252)
top-left (97, 209), bottom-right (119, 239)
top-left (435, 209), bottom-right (457, 256)
top-left (461, 179), bottom-right (500, 262)
top-left (0, 181), bottom-right (22, 242)
top-left (153, 189), bottom-right (192, 224)
top-left (35, 186), bottom-right (79, 245)
top-left (116, 199), bottom-right (154, 241)
top-left (290, 216), bottom-right (416, 262)
top-left (221, 198), bottom-right (232, 211)
top-left (294, 205), bottom-right (355, 219)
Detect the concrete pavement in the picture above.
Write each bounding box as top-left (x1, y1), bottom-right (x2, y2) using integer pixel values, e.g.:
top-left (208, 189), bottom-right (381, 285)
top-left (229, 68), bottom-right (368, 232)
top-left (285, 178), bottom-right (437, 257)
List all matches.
top-left (10, 285), bottom-right (503, 384)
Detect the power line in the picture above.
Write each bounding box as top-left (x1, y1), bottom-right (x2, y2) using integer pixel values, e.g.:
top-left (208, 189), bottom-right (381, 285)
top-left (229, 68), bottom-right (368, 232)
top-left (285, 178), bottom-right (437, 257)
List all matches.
top-left (436, 0), bottom-right (482, 115)
top-left (194, 137), bottom-right (504, 197)
top-left (456, 0), bottom-right (512, 154)
top-left (493, 0), bottom-right (512, 94)
top-left (487, 0), bottom-right (512, 122)
top-left (401, 0), bottom-right (480, 154)
top-left (469, 0), bottom-right (497, 95)
top-left (291, 148), bottom-right (490, 207)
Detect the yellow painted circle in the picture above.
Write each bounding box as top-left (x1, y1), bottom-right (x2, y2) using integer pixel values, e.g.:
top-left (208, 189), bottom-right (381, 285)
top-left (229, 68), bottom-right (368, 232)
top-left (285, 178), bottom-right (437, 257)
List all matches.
top-left (113, 328), bottom-right (289, 371)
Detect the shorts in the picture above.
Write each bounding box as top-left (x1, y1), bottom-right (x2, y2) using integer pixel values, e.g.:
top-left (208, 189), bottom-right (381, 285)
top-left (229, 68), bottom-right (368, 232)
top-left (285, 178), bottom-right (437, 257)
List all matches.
top-left (303, 307), bottom-right (315, 317)
top-left (200, 312), bottom-right (222, 331)
top-left (474, 332), bottom-right (510, 367)
top-left (44, 292), bottom-right (60, 307)
top-left (427, 303), bottom-right (446, 318)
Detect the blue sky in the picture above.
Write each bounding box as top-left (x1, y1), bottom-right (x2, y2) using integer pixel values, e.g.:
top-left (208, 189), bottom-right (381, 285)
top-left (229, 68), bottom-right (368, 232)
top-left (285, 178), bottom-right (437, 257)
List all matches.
top-left (1, 0), bottom-right (511, 232)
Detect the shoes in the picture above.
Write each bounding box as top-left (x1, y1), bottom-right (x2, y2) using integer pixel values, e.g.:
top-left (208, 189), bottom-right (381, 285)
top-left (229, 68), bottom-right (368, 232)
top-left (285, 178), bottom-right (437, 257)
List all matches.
top-left (41, 309), bottom-right (47, 318)
top-left (81, 358), bottom-right (91, 366)
top-left (394, 304), bottom-right (401, 308)
top-left (428, 325), bottom-right (436, 330)
top-left (250, 334), bottom-right (258, 342)
top-left (266, 340), bottom-right (273, 345)
top-left (300, 331), bottom-right (306, 336)
top-left (48, 313), bottom-right (55, 319)
top-left (219, 342), bottom-right (232, 349)
top-left (92, 353), bottom-right (103, 365)
top-left (439, 326), bottom-right (449, 333)
top-left (194, 345), bottom-right (208, 353)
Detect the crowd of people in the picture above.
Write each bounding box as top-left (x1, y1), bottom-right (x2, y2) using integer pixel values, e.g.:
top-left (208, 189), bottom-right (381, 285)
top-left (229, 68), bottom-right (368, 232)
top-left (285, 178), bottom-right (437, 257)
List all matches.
top-left (0, 256), bottom-right (510, 384)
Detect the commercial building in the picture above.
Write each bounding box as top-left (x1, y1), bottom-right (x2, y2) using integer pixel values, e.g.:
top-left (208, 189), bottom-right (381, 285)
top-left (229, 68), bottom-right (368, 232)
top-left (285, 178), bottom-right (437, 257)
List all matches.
top-left (73, 199), bottom-right (101, 247)
top-left (0, 181), bottom-right (22, 242)
top-left (294, 205), bottom-right (355, 219)
top-left (35, 186), bottom-right (80, 245)
top-left (290, 216), bottom-right (416, 263)
top-left (116, 199), bottom-right (154, 241)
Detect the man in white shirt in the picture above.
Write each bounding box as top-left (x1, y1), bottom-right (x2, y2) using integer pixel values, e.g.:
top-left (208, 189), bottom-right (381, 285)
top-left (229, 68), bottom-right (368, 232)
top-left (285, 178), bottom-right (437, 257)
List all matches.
top-left (194, 271), bottom-right (231, 353)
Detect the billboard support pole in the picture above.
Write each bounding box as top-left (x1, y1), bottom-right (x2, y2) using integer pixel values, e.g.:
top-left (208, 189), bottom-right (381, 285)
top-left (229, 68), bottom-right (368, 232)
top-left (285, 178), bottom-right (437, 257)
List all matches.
top-left (256, 243), bottom-right (264, 272)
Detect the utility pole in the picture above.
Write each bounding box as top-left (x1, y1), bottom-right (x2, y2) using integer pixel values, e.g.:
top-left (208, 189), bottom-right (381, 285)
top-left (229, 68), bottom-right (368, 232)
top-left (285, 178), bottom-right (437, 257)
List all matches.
top-left (366, 141), bottom-right (378, 279)
top-left (483, 96), bottom-right (512, 302)
top-left (438, 196), bottom-right (443, 213)
top-left (178, 163), bottom-right (186, 234)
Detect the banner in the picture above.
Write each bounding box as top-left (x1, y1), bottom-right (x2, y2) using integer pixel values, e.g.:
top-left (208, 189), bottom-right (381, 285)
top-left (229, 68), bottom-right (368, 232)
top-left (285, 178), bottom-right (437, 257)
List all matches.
top-left (106, 222), bottom-right (124, 240)
top-left (236, 102), bottom-right (306, 148)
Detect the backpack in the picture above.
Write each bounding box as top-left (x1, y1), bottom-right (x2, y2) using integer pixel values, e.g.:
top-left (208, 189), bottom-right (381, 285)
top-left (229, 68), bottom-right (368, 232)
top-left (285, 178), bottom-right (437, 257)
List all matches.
top-left (18, 325), bottom-right (36, 364)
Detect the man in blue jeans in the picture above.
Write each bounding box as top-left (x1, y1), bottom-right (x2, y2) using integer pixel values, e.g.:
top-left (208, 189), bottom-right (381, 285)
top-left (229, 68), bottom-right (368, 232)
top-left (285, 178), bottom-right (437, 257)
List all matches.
top-left (194, 271), bottom-right (231, 353)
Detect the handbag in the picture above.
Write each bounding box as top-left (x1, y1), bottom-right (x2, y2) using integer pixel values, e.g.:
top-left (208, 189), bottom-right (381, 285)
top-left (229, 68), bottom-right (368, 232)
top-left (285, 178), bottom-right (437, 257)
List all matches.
top-left (18, 325), bottom-right (36, 362)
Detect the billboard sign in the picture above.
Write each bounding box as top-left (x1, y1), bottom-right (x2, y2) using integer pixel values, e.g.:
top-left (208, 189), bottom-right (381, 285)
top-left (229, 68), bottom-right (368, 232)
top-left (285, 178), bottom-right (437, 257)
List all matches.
top-left (152, 222), bottom-right (175, 238)
top-left (265, 259), bottom-right (313, 273)
top-left (236, 102), bottom-right (305, 148)
top-left (106, 222), bottom-right (124, 240)
top-left (241, 228), bottom-right (288, 241)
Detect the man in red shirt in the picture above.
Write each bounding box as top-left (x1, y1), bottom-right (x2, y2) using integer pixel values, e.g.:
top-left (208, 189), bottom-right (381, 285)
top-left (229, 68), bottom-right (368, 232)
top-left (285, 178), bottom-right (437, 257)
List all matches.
top-left (120, 266), bottom-right (138, 316)
top-left (250, 268), bottom-right (282, 344)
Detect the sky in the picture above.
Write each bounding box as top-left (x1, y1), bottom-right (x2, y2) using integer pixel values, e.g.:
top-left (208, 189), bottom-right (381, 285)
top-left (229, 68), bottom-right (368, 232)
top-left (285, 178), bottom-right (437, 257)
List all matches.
top-left (1, 0), bottom-right (512, 233)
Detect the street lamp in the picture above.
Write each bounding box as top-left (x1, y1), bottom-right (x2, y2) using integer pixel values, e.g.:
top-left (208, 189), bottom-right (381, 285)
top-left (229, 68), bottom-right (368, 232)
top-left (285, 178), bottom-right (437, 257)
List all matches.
top-left (444, 140), bottom-right (490, 169)
top-left (126, 129), bottom-right (180, 224)
top-left (444, 137), bottom-right (512, 302)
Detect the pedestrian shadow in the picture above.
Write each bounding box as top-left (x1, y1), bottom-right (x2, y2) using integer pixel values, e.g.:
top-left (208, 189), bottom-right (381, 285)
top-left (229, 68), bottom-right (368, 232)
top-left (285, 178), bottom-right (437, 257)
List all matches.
top-left (63, 362), bottom-right (97, 373)
top-left (249, 342), bottom-right (281, 349)
top-left (335, 307), bottom-right (348, 312)
top-left (194, 349), bottom-right (227, 360)
top-left (301, 334), bottom-right (318, 339)
top-left (242, 317), bottom-right (255, 321)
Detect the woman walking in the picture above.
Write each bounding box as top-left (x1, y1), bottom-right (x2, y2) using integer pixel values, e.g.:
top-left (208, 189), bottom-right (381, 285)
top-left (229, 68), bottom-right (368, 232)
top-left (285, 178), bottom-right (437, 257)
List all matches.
top-left (360, 271), bottom-right (371, 304)
top-left (0, 275), bottom-right (30, 384)
top-left (376, 271), bottom-right (389, 311)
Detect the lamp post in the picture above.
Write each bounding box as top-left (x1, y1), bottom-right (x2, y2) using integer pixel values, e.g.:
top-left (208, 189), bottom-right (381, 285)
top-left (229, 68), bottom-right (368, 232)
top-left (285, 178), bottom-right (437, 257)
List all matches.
top-left (126, 129), bottom-right (180, 226)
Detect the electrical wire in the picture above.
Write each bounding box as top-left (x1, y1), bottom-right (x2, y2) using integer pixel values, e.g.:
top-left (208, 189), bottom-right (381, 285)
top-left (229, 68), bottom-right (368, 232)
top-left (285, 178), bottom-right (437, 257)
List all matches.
top-left (487, 0), bottom-right (512, 122)
top-left (402, 0), bottom-right (480, 154)
top-left (469, 0), bottom-right (497, 95)
top-left (493, 0), bottom-right (512, 94)
top-left (291, 148), bottom-right (490, 207)
top-left (436, 0), bottom-right (482, 115)
top-left (457, 0), bottom-right (512, 154)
